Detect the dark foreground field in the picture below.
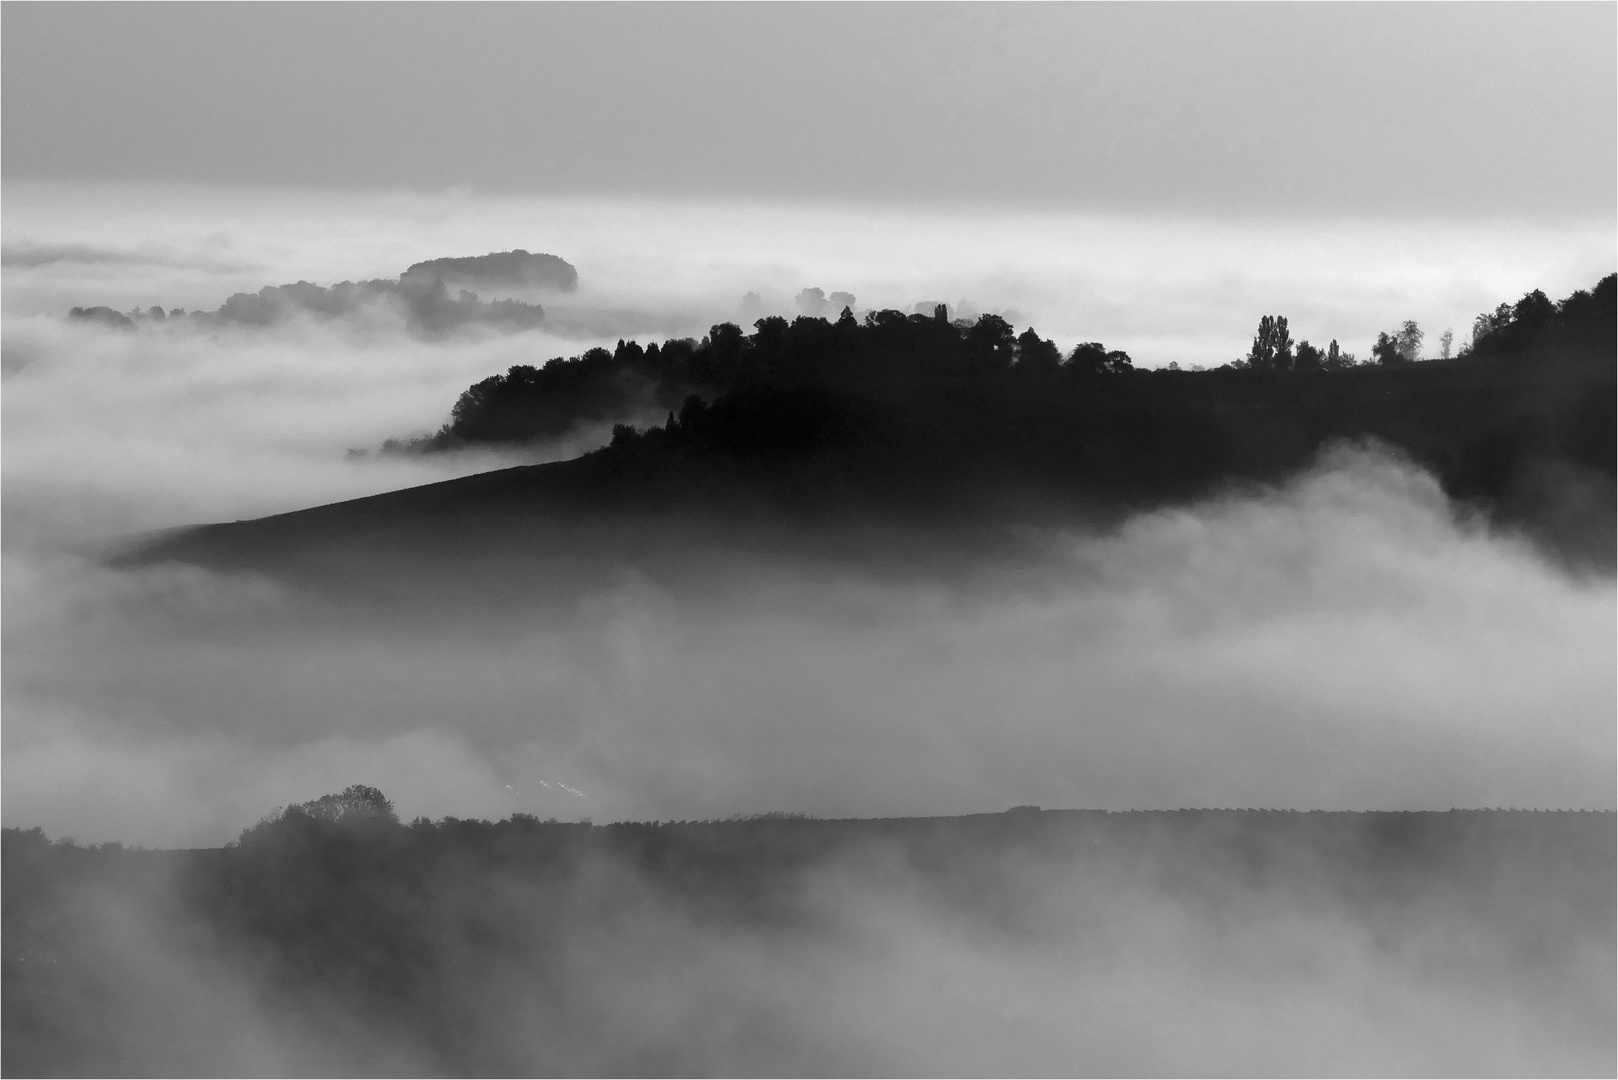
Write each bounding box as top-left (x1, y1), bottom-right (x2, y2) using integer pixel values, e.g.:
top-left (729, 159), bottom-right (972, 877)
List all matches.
top-left (4, 808), bottom-right (1613, 1077)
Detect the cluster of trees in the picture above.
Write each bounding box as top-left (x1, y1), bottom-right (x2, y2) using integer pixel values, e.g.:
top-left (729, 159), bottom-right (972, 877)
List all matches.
top-left (1238, 315), bottom-right (1360, 372)
top-left (433, 305), bottom-right (1135, 448)
top-left (1464, 275), bottom-right (1615, 358)
top-left (1238, 274), bottom-right (1613, 373)
top-left (68, 304), bottom-right (192, 328)
top-left (792, 287), bottom-right (858, 318)
top-left (66, 305), bottom-right (140, 330)
top-left (1240, 314), bottom-right (1362, 371)
top-left (370, 272), bottom-right (1613, 567)
top-left (436, 274), bottom-right (1611, 455)
top-left (235, 784), bottom-right (398, 845)
top-left (1370, 323), bottom-right (1425, 365)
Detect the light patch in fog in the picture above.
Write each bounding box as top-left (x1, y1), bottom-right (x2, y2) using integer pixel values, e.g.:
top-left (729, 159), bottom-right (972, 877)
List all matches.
top-left (4, 447), bottom-right (1611, 847)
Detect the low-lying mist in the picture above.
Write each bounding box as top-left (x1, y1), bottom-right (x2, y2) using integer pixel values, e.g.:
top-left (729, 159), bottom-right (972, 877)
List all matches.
top-left (7, 180), bottom-right (1614, 367)
top-left (7, 809), bottom-right (1612, 1077)
top-left (4, 179), bottom-right (1612, 1078)
top-left (4, 184), bottom-right (1614, 848)
top-left (1, 314), bottom-right (631, 548)
top-left (6, 443), bottom-right (1612, 847)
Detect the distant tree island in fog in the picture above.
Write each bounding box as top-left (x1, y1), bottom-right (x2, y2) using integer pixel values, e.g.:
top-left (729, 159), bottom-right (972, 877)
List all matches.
top-left (68, 248), bottom-right (575, 338)
top-left (400, 248), bottom-right (578, 292)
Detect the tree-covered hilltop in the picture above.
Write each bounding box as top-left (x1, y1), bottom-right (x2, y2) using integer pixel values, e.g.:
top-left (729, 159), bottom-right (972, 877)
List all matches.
top-left (123, 273), bottom-right (1614, 580)
top-left (426, 305), bottom-right (1138, 448)
top-left (1465, 277), bottom-right (1617, 359)
top-left (403, 276), bottom-right (1614, 557)
top-left (431, 275), bottom-right (1614, 450)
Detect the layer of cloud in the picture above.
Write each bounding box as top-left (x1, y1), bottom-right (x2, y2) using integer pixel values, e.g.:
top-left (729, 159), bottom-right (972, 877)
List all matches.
top-left (6, 181), bottom-right (1614, 367)
top-left (0, 240), bottom-right (257, 273)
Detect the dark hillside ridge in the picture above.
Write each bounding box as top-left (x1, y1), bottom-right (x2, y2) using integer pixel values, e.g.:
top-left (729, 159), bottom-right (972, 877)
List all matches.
top-left (424, 273), bottom-right (1613, 452)
top-left (128, 275), bottom-right (1615, 580)
top-left (4, 808), bottom-right (1613, 1076)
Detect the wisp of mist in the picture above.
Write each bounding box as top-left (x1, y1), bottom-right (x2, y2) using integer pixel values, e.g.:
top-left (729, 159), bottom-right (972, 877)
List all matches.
top-left (7, 440), bottom-right (1613, 846)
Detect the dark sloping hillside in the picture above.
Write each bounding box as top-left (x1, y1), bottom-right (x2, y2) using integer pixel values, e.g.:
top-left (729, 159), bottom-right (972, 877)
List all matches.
top-left (127, 275), bottom-right (1615, 583)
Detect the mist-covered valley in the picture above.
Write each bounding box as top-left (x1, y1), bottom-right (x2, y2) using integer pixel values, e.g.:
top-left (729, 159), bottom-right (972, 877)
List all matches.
top-left (8, 3), bottom-right (1617, 1072)
top-left (7, 806), bottom-right (1613, 1077)
top-left (3, 184), bottom-right (1614, 1077)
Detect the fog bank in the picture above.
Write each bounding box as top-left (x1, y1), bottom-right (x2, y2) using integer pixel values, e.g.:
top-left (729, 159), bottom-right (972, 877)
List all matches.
top-left (7, 181), bottom-right (1613, 369)
top-left (5, 445), bottom-right (1612, 848)
top-left (7, 811), bottom-right (1612, 1077)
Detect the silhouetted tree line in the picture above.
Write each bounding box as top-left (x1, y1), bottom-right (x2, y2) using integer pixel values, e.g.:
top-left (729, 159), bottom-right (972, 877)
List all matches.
top-left (436, 276), bottom-right (1613, 456)
top-left (66, 305), bottom-right (138, 330)
top-left (1236, 277), bottom-right (1615, 372)
top-left (411, 276), bottom-right (1615, 560)
top-left (4, 793), bottom-right (1612, 1076)
top-left (1463, 274), bottom-right (1616, 358)
top-left (432, 305), bottom-right (1137, 449)
top-left (115, 272), bottom-right (1615, 575)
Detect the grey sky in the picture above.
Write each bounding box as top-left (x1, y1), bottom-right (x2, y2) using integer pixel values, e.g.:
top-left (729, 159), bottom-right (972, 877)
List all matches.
top-left (4, 2), bottom-right (1613, 218)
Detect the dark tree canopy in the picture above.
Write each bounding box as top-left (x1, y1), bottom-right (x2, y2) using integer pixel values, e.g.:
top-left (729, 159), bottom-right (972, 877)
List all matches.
top-left (428, 306), bottom-right (1136, 449)
top-left (1016, 327), bottom-right (1064, 373)
top-left (1247, 315), bottom-right (1295, 371)
top-left (1372, 331), bottom-right (1405, 366)
top-left (236, 785), bottom-right (398, 847)
top-left (332, 271), bottom-right (1614, 569)
top-left (1396, 321), bottom-right (1425, 362)
top-left (67, 305), bottom-right (136, 330)
top-left (1466, 275), bottom-right (1614, 358)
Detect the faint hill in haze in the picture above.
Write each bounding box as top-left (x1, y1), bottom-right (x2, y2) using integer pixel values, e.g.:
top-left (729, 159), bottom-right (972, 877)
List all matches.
top-left (62, 249), bottom-right (576, 338)
top-left (400, 249), bottom-right (578, 293)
